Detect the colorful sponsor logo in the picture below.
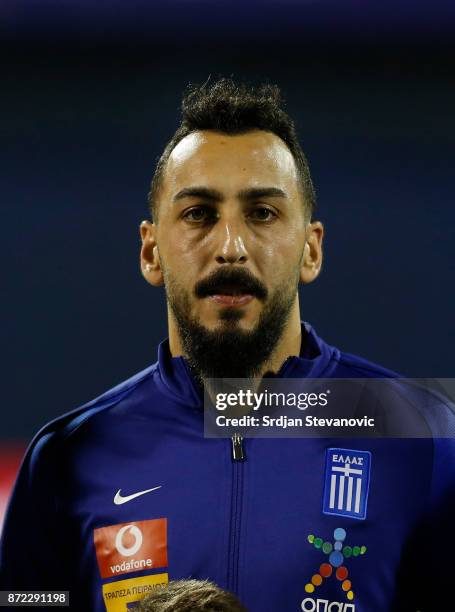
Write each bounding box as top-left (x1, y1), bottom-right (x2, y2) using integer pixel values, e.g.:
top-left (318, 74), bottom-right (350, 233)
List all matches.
top-left (305, 527), bottom-right (366, 602)
top-left (301, 598), bottom-right (355, 611)
top-left (323, 448), bottom-right (371, 520)
top-left (102, 573), bottom-right (168, 612)
top-left (94, 518), bottom-right (168, 579)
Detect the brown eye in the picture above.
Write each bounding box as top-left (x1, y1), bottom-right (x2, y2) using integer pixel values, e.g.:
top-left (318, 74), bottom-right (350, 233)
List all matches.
top-left (183, 206), bottom-right (216, 223)
top-left (249, 207), bottom-right (277, 221)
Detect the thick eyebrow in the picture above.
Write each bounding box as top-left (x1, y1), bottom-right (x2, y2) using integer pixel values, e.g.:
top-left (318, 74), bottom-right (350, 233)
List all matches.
top-left (173, 187), bottom-right (223, 202)
top-left (237, 187), bottom-right (288, 201)
top-left (173, 186), bottom-right (288, 203)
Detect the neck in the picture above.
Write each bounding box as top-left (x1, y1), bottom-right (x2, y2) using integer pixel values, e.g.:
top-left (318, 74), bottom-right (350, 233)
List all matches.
top-left (168, 297), bottom-right (302, 378)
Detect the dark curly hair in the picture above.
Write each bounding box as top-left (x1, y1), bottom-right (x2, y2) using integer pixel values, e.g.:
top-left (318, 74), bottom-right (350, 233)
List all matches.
top-left (148, 78), bottom-right (316, 221)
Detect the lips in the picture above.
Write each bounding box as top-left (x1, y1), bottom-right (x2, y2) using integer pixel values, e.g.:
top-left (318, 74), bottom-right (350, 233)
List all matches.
top-left (208, 293), bottom-right (254, 307)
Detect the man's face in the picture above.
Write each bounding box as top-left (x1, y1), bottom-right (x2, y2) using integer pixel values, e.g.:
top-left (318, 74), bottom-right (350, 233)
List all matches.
top-left (141, 130), bottom-right (322, 379)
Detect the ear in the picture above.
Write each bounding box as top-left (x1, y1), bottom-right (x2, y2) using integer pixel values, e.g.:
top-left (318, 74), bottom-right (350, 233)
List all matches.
top-left (140, 221), bottom-right (164, 287)
top-left (300, 221), bottom-right (324, 284)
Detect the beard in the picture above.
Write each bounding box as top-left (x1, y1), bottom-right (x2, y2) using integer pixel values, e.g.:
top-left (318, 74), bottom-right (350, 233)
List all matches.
top-left (163, 265), bottom-right (299, 383)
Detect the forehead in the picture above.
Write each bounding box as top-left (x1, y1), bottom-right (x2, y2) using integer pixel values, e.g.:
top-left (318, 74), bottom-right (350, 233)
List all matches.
top-left (161, 130), bottom-right (299, 196)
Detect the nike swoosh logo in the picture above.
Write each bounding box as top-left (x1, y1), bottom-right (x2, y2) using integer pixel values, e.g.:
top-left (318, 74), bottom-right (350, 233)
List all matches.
top-left (114, 486), bottom-right (162, 505)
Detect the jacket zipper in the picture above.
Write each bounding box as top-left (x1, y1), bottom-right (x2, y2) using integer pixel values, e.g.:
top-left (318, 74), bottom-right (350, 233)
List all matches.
top-left (231, 432), bottom-right (245, 461)
top-left (227, 433), bottom-right (245, 594)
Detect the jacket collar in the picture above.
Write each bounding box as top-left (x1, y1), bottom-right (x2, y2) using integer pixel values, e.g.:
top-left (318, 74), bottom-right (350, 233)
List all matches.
top-left (156, 321), bottom-right (336, 407)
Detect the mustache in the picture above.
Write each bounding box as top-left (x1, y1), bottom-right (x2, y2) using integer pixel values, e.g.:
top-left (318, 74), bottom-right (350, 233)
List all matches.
top-left (194, 267), bottom-right (268, 301)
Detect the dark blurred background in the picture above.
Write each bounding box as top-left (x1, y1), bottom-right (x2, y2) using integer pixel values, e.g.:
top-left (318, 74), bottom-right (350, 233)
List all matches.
top-left (1, 0), bottom-right (455, 518)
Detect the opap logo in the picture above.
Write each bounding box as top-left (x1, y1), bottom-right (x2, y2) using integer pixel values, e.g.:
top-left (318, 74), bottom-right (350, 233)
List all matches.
top-left (301, 598), bottom-right (355, 611)
top-left (304, 527), bottom-right (366, 602)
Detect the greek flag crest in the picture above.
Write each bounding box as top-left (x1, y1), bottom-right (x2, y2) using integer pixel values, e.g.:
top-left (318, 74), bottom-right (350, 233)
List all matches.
top-left (322, 448), bottom-right (371, 520)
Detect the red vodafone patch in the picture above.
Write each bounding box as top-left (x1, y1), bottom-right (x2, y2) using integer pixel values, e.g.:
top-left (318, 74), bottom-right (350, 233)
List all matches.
top-left (94, 518), bottom-right (168, 579)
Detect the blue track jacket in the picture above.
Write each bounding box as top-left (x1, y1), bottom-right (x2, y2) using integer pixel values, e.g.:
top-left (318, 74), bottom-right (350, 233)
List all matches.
top-left (1, 323), bottom-right (454, 611)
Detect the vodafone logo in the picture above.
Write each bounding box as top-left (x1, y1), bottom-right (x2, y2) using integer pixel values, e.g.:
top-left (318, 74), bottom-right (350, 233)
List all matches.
top-left (94, 518), bottom-right (168, 579)
top-left (115, 524), bottom-right (143, 557)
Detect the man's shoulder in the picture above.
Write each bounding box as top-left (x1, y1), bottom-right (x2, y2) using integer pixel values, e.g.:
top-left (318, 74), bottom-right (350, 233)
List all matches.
top-left (327, 341), bottom-right (455, 443)
top-left (27, 362), bottom-right (160, 461)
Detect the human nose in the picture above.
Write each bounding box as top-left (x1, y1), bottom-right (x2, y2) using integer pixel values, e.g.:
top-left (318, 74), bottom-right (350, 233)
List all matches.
top-left (214, 217), bottom-right (248, 265)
